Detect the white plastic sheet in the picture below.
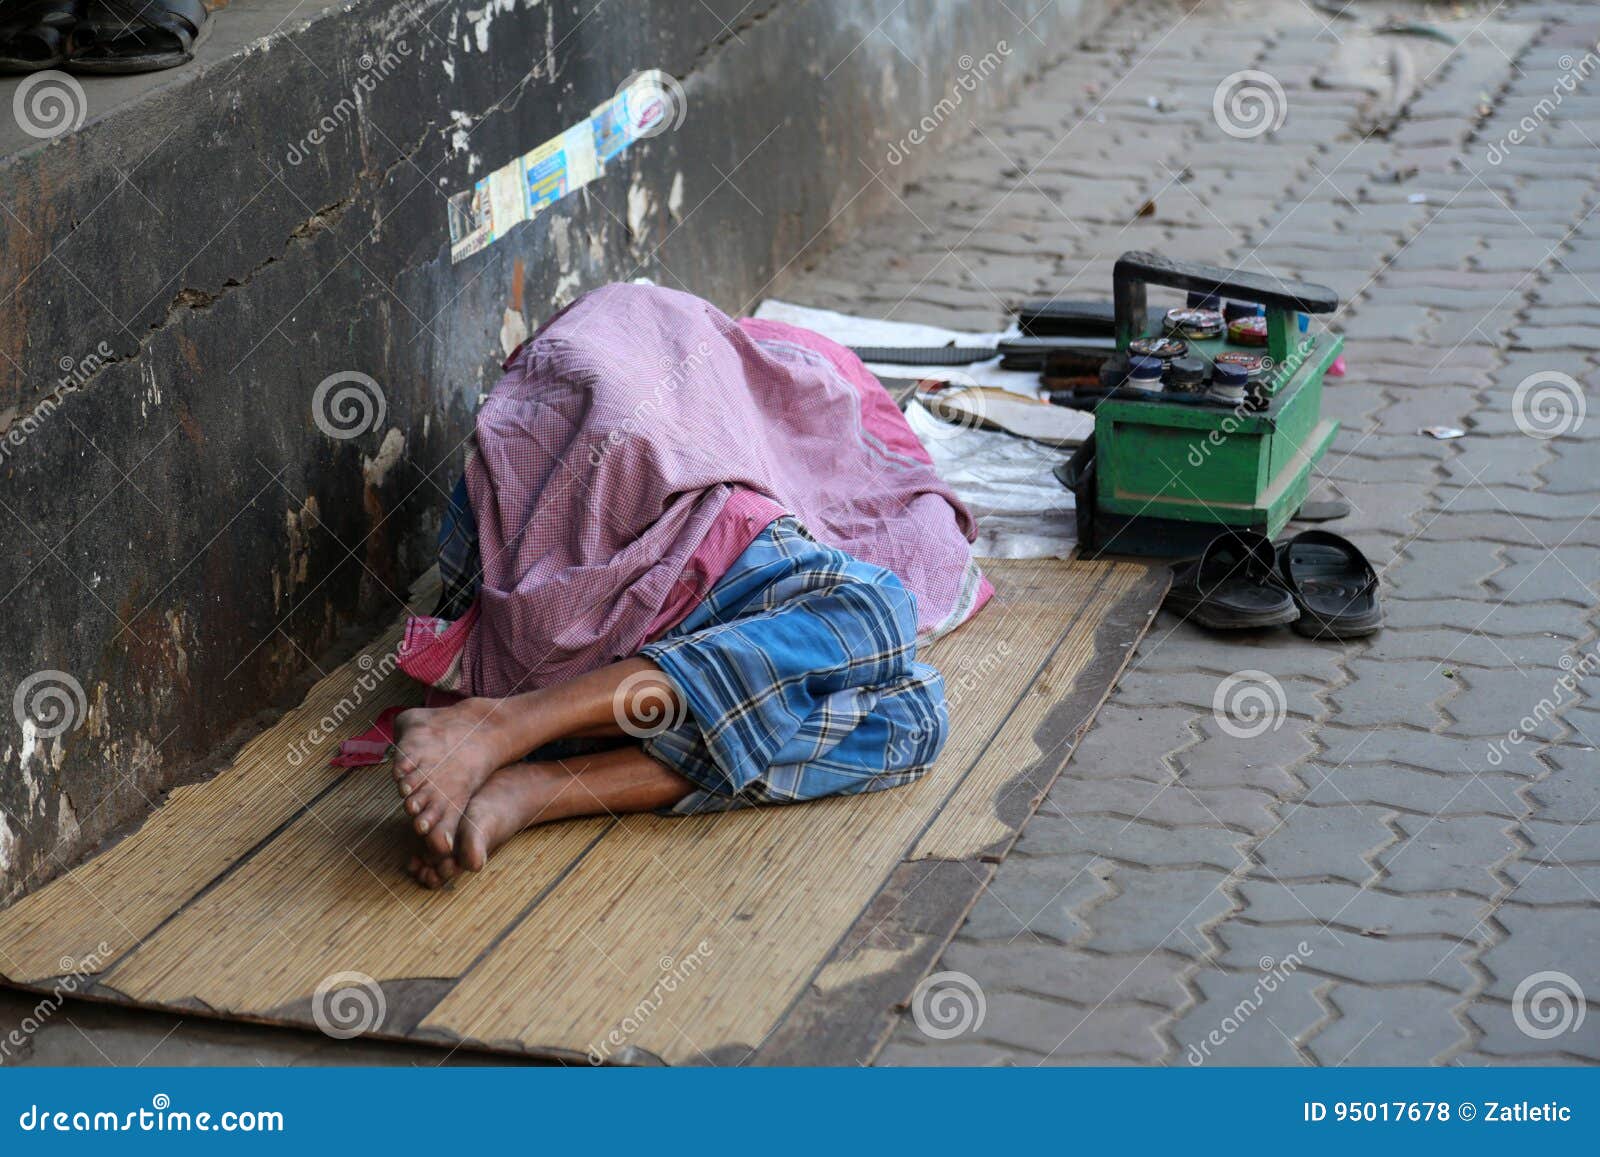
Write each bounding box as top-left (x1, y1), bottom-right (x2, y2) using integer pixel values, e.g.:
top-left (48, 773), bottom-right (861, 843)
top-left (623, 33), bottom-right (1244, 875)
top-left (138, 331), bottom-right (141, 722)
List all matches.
top-left (904, 402), bottom-right (1078, 560)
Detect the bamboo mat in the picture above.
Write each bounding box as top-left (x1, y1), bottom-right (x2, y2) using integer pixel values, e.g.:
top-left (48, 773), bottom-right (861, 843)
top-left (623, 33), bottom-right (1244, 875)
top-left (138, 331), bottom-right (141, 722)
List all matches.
top-left (0, 557), bottom-right (1165, 1064)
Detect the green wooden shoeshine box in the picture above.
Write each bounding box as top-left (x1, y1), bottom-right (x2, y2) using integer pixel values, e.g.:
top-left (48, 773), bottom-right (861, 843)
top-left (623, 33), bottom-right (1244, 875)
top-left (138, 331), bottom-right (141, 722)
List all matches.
top-left (1086, 252), bottom-right (1344, 556)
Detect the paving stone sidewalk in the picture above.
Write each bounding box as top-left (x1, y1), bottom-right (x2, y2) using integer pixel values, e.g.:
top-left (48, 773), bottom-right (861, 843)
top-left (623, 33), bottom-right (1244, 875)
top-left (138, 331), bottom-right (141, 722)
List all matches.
top-left (777, 0), bottom-right (1600, 1066)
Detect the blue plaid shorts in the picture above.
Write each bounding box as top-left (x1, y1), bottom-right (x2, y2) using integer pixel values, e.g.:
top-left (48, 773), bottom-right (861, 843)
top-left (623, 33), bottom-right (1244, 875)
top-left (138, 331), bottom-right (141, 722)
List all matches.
top-left (641, 517), bottom-right (948, 814)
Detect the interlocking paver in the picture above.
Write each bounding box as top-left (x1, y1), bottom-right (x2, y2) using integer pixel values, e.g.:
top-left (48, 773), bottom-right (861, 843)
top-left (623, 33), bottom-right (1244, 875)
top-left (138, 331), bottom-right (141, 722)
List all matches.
top-left (1044, 778), bottom-right (1281, 836)
top-left (1538, 440), bottom-right (1600, 493)
top-left (771, 0), bottom-right (1599, 1066)
top-left (1059, 702), bottom-right (1197, 783)
top-left (1234, 879), bottom-right (1490, 942)
top-left (1173, 968), bottom-right (1328, 1066)
top-left (1133, 621), bottom-right (1344, 682)
top-left (1381, 597), bottom-right (1594, 638)
top-left (1523, 818), bottom-right (1600, 862)
top-left (1327, 658), bottom-right (1460, 729)
top-left (1500, 861), bottom-right (1600, 905)
top-left (1526, 747), bottom-right (1600, 816)
top-left (1302, 764), bottom-right (1530, 819)
top-left (960, 854), bottom-right (1114, 944)
top-left (1253, 805), bottom-right (1394, 884)
top-left (1384, 541), bottom-right (1503, 601)
top-left (1112, 669), bottom-right (1326, 721)
top-left (1377, 814), bottom-right (1520, 897)
top-left (1469, 1001), bottom-right (1600, 1062)
top-left (1218, 922), bottom-right (1477, 991)
top-left (1078, 866), bottom-right (1235, 958)
top-left (1442, 666), bottom-right (1573, 741)
top-left (1478, 905), bottom-right (1600, 1002)
top-left (1361, 627), bottom-right (1573, 670)
top-left (1019, 815), bottom-right (1251, 874)
top-left (1174, 716), bottom-right (1318, 794)
top-left (1314, 723), bottom-right (1549, 777)
top-left (938, 942), bottom-right (1191, 1008)
top-left (875, 1039), bottom-right (1023, 1067)
top-left (1487, 545), bottom-right (1600, 603)
top-left (970, 993), bottom-right (1171, 1062)
top-left (1308, 986), bottom-right (1470, 1065)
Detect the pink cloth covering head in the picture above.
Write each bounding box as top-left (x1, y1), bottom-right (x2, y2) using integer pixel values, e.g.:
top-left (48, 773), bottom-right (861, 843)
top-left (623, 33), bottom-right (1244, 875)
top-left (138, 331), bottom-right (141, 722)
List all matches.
top-left (445, 282), bottom-right (987, 698)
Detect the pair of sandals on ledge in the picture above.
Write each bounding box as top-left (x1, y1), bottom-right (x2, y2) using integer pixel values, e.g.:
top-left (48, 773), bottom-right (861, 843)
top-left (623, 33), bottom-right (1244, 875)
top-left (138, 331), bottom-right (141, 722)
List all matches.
top-left (1165, 528), bottom-right (1383, 639)
top-left (0, 0), bottom-right (208, 74)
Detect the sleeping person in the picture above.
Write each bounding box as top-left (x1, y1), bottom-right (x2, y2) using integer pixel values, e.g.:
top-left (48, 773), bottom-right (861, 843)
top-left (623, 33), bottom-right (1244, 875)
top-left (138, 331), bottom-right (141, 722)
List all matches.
top-left (337, 283), bottom-right (990, 887)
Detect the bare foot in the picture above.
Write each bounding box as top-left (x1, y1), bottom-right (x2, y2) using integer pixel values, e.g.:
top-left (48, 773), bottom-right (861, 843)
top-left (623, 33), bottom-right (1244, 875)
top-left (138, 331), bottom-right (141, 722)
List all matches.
top-left (454, 762), bottom-right (567, 873)
top-left (405, 845), bottom-right (462, 891)
top-left (392, 699), bottom-right (518, 857)
top-left (404, 762), bottom-right (562, 888)
top-left (400, 746), bottom-right (694, 890)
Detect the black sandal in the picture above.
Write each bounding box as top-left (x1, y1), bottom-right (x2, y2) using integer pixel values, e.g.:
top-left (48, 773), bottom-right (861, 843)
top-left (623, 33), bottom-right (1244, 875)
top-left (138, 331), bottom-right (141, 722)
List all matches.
top-left (0, 0), bottom-right (84, 72)
top-left (1164, 529), bottom-right (1299, 630)
top-left (65, 0), bottom-right (208, 74)
top-left (1275, 530), bottom-right (1383, 639)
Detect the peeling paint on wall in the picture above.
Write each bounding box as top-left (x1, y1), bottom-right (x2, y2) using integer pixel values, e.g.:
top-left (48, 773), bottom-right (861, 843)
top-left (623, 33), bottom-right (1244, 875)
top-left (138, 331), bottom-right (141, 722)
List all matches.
top-left (668, 171), bottom-right (685, 221)
top-left (0, 811), bottom-right (16, 878)
top-left (55, 791), bottom-right (80, 848)
top-left (499, 307), bottom-right (529, 357)
top-left (460, 0), bottom-right (529, 54)
top-left (362, 428), bottom-right (407, 488)
top-left (279, 493), bottom-right (322, 612)
top-left (627, 176), bottom-right (654, 242)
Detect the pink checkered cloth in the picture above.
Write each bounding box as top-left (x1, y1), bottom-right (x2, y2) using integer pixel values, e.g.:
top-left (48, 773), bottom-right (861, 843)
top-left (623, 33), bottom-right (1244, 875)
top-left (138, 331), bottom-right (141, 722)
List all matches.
top-left (398, 283), bottom-right (990, 702)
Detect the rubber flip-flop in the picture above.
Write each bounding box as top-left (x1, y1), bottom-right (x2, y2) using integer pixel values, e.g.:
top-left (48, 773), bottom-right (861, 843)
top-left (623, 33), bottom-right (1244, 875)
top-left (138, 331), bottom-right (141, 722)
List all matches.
top-left (1164, 529), bottom-right (1299, 630)
top-left (65, 0), bottom-right (209, 74)
top-left (1275, 529), bottom-right (1383, 639)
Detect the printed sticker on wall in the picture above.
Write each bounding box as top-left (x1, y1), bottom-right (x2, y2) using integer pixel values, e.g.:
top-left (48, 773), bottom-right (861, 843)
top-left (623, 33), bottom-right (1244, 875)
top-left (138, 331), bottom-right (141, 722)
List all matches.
top-left (449, 69), bottom-right (686, 264)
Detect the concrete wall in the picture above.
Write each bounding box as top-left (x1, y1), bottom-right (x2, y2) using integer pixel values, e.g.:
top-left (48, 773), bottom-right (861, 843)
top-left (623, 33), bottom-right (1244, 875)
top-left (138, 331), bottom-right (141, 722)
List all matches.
top-left (0, 0), bottom-right (1119, 897)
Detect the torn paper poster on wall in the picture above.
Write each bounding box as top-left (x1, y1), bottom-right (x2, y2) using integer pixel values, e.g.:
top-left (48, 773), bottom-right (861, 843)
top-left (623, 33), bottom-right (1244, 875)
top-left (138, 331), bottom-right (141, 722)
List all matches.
top-left (448, 70), bottom-right (683, 263)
